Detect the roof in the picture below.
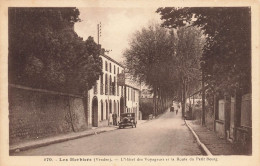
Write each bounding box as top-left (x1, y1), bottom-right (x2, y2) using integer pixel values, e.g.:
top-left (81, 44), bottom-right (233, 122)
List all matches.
top-left (125, 84), bottom-right (141, 91)
top-left (101, 54), bottom-right (125, 68)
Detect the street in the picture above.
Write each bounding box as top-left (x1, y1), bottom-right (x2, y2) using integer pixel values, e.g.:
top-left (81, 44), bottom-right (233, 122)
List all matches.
top-left (14, 106), bottom-right (202, 156)
top-left (5, 7), bottom-right (253, 162)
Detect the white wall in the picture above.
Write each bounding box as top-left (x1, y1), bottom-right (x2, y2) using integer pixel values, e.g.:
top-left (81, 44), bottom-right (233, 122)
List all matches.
top-left (88, 56), bottom-right (124, 126)
top-left (125, 87), bottom-right (140, 120)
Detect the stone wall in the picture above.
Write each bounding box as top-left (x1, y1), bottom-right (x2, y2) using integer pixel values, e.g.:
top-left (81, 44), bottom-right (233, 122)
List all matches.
top-left (9, 85), bottom-right (88, 144)
top-left (235, 93), bottom-right (252, 154)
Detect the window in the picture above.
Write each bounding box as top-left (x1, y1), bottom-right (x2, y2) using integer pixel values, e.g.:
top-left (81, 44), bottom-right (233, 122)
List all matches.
top-left (105, 74), bottom-right (108, 95)
top-left (117, 84), bottom-right (119, 96)
top-left (100, 74), bottom-right (104, 95)
top-left (109, 75), bottom-right (112, 95)
top-left (114, 100), bottom-right (116, 114)
top-left (109, 63), bottom-right (111, 73)
top-left (113, 76), bottom-right (116, 95)
top-left (105, 61), bottom-right (108, 71)
top-left (109, 100), bottom-right (112, 113)
top-left (114, 65), bottom-right (116, 74)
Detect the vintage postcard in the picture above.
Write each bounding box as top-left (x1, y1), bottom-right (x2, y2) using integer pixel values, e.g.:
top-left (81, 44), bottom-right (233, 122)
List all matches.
top-left (0, 0), bottom-right (260, 166)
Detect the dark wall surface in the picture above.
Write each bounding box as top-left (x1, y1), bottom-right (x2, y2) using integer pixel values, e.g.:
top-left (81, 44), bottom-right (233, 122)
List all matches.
top-left (9, 86), bottom-right (88, 144)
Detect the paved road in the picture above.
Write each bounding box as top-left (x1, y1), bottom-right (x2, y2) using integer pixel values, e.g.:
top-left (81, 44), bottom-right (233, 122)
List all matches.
top-left (15, 106), bottom-right (202, 155)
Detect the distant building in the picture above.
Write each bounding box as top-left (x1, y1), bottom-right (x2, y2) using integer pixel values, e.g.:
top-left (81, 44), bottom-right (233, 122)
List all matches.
top-left (125, 75), bottom-right (141, 121)
top-left (141, 89), bottom-right (153, 98)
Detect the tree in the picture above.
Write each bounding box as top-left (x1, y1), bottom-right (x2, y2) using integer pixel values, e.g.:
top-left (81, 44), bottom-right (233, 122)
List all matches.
top-left (124, 23), bottom-right (176, 116)
top-left (174, 26), bottom-right (204, 117)
top-left (124, 23), bottom-right (204, 117)
top-left (156, 7), bottom-right (251, 96)
top-left (9, 8), bottom-right (102, 94)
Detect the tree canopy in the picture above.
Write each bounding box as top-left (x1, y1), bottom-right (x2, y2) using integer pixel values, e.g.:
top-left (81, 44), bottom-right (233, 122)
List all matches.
top-left (157, 7), bottom-right (251, 95)
top-left (9, 8), bottom-right (102, 95)
top-left (124, 24), bottom-right (175, 89)
top-left (124, 23), bottom-right (204, 116)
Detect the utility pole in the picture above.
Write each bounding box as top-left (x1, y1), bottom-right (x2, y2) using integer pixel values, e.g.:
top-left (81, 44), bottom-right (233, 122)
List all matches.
top-left (97, 22), bottom-right (101, 45)
top-left (97, 22), bottom-right (112, 54)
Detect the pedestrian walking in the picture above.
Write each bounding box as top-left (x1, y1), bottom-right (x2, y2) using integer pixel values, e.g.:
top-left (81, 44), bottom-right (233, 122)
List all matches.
top-left (176, 108), bottom-right (178, 115)
top-left (170, 106), bottom-right (174, 112)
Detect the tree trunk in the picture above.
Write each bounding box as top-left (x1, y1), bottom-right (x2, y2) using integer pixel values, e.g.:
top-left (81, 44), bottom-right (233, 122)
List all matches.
top-left (153, 86), bottom-right (157, 116)
top-left (213, 93), bottom-right (217, 131)
top-left (159, 88), bottom-right (162, 113)
top-left (234, 89), bottom-right (242, 141)
top-left (163, 96), bottom-right (166, 111)
top-left (182, 78), bottom-right (186, 118)
top-left (201, 70), bottom-right (206, 126)
top-left (158, 87), bottom-right (161, 114)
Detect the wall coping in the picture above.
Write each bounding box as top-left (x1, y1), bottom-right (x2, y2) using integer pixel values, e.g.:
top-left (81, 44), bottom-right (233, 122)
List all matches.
top-left (9, 84), bottom-right (83, 98)
top-left (215, 119), bottom-right (225, 124)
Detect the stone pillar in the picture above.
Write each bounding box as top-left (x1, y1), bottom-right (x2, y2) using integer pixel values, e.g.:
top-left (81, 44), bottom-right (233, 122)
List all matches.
top-left (234, 90), bottom-right (242, 142)
top-left (230, 96), bottom-right (236, 141)
top-left (224, 94), bottom-right (231, 139)
top-left (213, 94), bottom-right (218, 131)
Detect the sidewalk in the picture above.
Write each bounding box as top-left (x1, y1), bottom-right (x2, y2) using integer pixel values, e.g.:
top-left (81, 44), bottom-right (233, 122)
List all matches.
top-left (185, 120), bottom-right (242, 155)
top-left (10, 120), bottom-right (147, 154)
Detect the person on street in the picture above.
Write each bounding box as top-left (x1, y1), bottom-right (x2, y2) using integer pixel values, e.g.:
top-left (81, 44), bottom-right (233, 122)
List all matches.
top-left (112, 113), bottom-right (117, 125)
top-left (170, 106), bottom-right (174, 112)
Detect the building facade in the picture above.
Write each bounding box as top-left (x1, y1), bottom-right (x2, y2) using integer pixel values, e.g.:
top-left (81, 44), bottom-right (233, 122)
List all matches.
top-left (125, 84), bottom-right (141, 121)
top-left (87, 54), bottom-right (124, 127)
top-left (87, 54), bottom-right (141, 128)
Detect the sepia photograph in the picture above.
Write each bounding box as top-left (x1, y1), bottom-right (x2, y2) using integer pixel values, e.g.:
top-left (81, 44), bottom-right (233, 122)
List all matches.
top-left (0, 0), bottom-right (260, 166)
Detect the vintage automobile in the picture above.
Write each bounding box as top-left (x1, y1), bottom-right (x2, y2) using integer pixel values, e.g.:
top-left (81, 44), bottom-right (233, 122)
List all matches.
top-left (118, 113), bottom-right (137, 129)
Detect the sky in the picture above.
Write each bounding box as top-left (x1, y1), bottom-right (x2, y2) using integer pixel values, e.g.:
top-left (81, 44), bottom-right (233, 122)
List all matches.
top-left (74, 7), bottom-right (162, 63)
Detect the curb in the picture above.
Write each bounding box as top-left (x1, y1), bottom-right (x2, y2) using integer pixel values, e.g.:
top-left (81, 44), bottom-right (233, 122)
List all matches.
top-left (10, 128), bottom-right (117, 154)
top-left (184, 120), bottom-right (213, 156)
